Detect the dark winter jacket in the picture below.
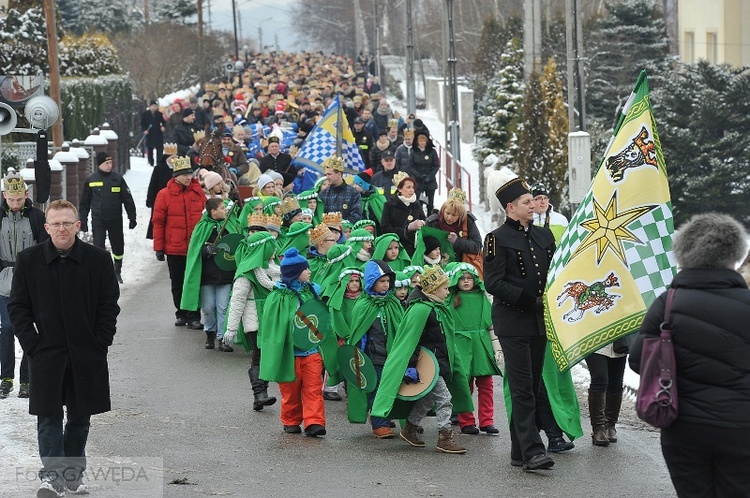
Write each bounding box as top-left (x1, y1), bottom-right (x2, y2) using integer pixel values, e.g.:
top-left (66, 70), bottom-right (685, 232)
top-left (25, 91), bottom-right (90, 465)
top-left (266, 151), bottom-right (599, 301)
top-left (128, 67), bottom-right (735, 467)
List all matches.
top-left (394, 143), bottom-right (412, 173)
top-left (258, 152), bottom-right (295, 185)
top-left (379, 195), bottom-right (425, 256)
top-left (152, 178), bottom-right (205, 256)
top-left (630, 268), bottom-right (750, 429)
top-left (370, 142), bottom-right (397, 174)
top-left (370, 167), bottom-right (400, 194)
top-left (409, 135), bottom-right (440, 191)
top-left (79, 169), bottom-right (137, 227)
top-left (9, 238), bottom-right (120, 416)
top-left (172, 121), bottom-right (196, 155)
top-left (201, 227), bottom-right (235, 286)
top-left (425, 212), bottom-right (482, 263)
top-left (318, 182), bottom-right (362, 223)
top-left (483, 218), bottom-right (555, 337)
top-left (140, 109), bottom-right (166, 145)
top-left (407, 287), bottom-right (450, 378)
top-left (353, 128), bottom-right (374, 169)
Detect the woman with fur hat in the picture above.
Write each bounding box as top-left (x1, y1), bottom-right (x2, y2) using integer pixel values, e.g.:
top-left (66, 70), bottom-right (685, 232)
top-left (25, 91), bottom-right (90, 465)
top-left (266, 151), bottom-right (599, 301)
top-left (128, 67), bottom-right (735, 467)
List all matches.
top-left (408, 130), bottom-right (439, 214)
top-left (370, 265), bottom-right (472, 453)
top-left (345, 260), bottom-right (405, 437)
top-left (259, 247), bottom-right (337, 437)
top-left (223, 231), bottom-right (280, 410)
top-left (630, 213), bottom-right (750, 497)
top-left (380, 172), bottom-right (425, 256)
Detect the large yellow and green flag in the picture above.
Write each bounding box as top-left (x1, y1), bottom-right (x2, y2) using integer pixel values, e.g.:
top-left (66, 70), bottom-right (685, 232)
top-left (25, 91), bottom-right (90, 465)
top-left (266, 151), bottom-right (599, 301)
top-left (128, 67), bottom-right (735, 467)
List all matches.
top-left (544, 70), bottom-right (677, 372)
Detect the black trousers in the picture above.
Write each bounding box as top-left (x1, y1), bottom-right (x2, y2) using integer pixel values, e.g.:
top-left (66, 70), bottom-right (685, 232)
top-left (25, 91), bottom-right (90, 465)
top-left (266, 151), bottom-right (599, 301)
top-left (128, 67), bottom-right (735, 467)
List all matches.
top-left (585, 353), bottom-right (626, 393)
top-left (661, 421), bottom-right (750, 497)
top-left (92, 218), bottom-right (124, 259)
top-left (498, 334), bottom-right (548, 462)
top-left (145, 138), bottom-right (163, 166)
top-left (537, 377), bottom-right (562, 438)
top-left (166, 255), bottom-right (200, 321)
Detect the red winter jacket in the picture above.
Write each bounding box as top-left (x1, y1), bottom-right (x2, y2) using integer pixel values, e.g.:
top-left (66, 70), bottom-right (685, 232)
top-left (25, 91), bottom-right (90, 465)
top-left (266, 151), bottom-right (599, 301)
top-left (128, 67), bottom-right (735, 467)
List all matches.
top-left (152, 178), bottom-right (205, 256)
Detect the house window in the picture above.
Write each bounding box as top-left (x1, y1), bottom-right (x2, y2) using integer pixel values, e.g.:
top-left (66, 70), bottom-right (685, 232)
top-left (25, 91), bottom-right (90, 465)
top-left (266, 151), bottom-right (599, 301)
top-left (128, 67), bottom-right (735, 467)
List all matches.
top-left (706, 32), bottom-right (717, 63)
top-left (685, 31), bottom-right (695, 63)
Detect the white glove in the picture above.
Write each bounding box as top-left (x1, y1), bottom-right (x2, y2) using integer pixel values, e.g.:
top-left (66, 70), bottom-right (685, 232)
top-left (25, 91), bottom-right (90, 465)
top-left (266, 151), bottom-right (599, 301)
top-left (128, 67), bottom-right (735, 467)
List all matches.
top-left (223, 330), bottom-right (236, 346)
top-left (490, 332), bottom-right (503, 366)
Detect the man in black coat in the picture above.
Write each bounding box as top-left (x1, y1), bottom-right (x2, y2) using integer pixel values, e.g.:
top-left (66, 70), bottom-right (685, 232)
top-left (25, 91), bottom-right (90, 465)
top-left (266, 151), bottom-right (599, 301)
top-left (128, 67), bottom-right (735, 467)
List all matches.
top-left (173, 108), bottom-right (197, 155)
top-left (258, 136), bottom-right (297, 186)
top-left (352, 116), bottom-right (374, 169)
top-left (9, 199), bottom-right (120, 496)
top-left (140, 100), bottom-right (167, 166)
top-left (483, 177), bottom-right (556, 472)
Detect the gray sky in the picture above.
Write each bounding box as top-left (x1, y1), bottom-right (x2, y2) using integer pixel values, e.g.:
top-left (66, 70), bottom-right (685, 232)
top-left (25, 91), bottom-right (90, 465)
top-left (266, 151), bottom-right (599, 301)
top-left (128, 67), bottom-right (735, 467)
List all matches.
top-left (206, 0), bottom-right (302, 52)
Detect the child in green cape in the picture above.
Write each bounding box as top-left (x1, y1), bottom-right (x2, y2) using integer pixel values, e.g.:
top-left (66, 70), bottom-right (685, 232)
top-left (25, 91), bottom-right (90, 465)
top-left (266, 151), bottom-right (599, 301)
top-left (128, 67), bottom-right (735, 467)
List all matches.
top-left (410, 234), bottom-right (443, 267)
top-left (326, 267), bottom-right (363, 341)
top-left (305, 223), bottom-right (338, 278)
top-left (445, 262), bottom-right (502, 435)
top-left (239, 196), bottom-right (264, 232)
top-left (370, 265), bottom-right (473, 454)
top-left (259, 247), bottom-right (335, 437)
top-left (346, 260), bottom-right (405, 437)
top-left (262, 196), bottom-right (282, 216)
top-left (403, 265), bottom-right (424, 290)
top-left (278, 221), bottom-right (312, 255)
top-left (352, 218), bottom-right (377, 236)
top-left (297, 189), bottom-right (324, 225)
top-left (346, 228), bottom-right (375, 268)
top-left (223, 231), bottom-right (280, 411)
top-left (393, 271), bottom-right (410, 308)
top-left (372, 233), bottom-right (410, 272)
top-left (180, 198), bottom-right (238, 351)
top-left (316, 244), bottom-right (358, 297)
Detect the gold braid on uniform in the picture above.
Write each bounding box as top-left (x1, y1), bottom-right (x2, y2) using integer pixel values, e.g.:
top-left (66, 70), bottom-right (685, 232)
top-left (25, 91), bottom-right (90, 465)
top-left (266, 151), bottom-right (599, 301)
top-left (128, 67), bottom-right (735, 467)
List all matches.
top-left (483, 233), bottom-right (496, 263)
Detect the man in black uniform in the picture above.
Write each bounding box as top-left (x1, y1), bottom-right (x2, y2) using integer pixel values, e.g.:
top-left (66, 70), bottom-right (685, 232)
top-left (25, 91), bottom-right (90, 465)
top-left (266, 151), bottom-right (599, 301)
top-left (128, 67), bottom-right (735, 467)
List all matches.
top-left (352, 116), bottom-right (373, 169)
top-left (140, 100), bottom-right (166, 166)
top-left (173, 108), bottom-right (196, 155)
top-left (79, 152), bottom-right (137, 284)
top-left (258, 136), bottom-right (296, 186)
top-left (483, 177), bottom-right (556, 472)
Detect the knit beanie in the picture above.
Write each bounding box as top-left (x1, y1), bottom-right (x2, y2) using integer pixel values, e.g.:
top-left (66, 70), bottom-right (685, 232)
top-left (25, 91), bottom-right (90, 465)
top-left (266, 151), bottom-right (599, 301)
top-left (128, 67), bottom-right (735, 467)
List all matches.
top-left (257, 174), bottom-right (275, 191)
top-left (202, 171), bottom-right (223, 191)
top-left (96, 151), bottom-right (111, 167)
top-left (423, 235), bottom-right (441, 255)
top-left (280, 247), bottom-right (309, 286)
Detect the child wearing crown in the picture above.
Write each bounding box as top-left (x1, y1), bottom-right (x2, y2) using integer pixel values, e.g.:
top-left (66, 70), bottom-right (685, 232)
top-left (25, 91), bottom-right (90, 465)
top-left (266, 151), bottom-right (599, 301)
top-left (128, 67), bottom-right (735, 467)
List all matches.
top-left (426, 188), bottom-right (483, 276)
top-left (346, 260), bottom-right (405, 438)
top-left (370, 265), bottom-right (473, 454)
top-left (444, 262), bottom-right (503, 435)
top-left (223, 231), bottom-right (280, 411)
top-left (259, 248), bottom-right (337, 437)
top-left (306, 223), bottom-right (338, 279)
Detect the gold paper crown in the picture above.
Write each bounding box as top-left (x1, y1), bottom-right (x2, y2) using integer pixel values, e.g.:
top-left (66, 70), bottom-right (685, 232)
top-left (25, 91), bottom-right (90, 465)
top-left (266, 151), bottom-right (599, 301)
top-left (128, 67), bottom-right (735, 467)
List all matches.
top-left (193, 130), bottom-right (206, 143)
top-left (447, 187), bottom-right (467, 205)
top-left (265, 214), bottom-right (282, 230)
top-left (279, 196), bottom-right (301, 215)
top-left (3, 172), bottom-right (27, 196)
top-left (308, 223), bottom-right (333, 246)
top-left (163, 143), bottom-right (178, 156)
top-left (387, 118), bottom-right (399, 129)
top-left (392, 171), bottom-right (411, 188)
top-left (322, 211), bottom-right (343, 228)
top-left (420, 265), bottom-right (449, 295)
top-left (171, 156), bottom-right (192, 174)
top-left (322, 155), bottom-right (345, 172)
top-left (247, 212), bottom-right (266, 228)
top-left (403, 128), bottom-right (414, 138)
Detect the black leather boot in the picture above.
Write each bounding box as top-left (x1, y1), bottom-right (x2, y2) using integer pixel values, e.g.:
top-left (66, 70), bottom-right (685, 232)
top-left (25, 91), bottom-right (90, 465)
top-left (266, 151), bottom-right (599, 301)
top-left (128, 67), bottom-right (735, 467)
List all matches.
top-left (114, 258), bottom-right (123, 284)
top-left (604, 390), bottom-right (623, 443)
top-left (249, 365), bottom-right (276, 411)
top-left (204, 332), bottom-right (216, 349)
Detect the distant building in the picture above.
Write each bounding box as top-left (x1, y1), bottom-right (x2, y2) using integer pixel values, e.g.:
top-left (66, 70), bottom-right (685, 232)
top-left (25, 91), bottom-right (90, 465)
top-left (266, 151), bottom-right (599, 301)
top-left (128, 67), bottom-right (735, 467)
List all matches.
top-left (679, 0), bottom-right (750, 66)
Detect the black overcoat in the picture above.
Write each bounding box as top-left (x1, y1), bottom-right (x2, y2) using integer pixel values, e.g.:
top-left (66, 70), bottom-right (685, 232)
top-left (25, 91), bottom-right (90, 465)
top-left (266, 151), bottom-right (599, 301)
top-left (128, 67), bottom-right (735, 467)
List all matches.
top-left (380, 195), bottom-right (425, 256)
top-left (9, 238), bottom-right (120, 416)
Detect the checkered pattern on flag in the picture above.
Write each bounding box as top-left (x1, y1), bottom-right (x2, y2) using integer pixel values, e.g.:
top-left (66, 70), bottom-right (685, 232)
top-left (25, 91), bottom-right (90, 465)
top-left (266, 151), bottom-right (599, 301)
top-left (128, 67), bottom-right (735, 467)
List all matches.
top-left (291, 97), bottom-right (365, 174)
top-left (544, 70), bottom-right (677, 372)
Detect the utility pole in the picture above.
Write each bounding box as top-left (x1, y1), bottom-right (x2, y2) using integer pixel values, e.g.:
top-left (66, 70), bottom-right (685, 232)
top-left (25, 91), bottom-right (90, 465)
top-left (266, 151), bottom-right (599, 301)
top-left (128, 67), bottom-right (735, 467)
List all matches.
top-left (565, 0), bottom-right (585, 131)
top-left (198, 0), bottom-right (204, 85)
top-left (405, 0), bottom-right (415, 115)
top-left (373, 1), bottom-right (381, 80)
top-left (258, 26), bottom-right (263, 52)
top-left (231, 0), bottom-right (239, 59)
top-left (144, 0), bottom-right (149, 26)
top-left (523, 0), bottom-right (542, 80)
top-left (354, 0), bottom-right (363, 57)
top-left (445, 0), bottom-right (460, 167)
top-left (43, 0), bottom-right (63, 146)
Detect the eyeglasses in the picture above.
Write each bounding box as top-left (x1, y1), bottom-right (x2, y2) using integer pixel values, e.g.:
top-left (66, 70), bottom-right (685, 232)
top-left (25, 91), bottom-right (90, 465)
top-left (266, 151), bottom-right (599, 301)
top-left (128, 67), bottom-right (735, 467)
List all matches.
top-left (324, 238), bottom-right (338, 243)
top-left (459, 276), bottom-right (474, 281)
top-left (47, 221), bottom-right (77, 230)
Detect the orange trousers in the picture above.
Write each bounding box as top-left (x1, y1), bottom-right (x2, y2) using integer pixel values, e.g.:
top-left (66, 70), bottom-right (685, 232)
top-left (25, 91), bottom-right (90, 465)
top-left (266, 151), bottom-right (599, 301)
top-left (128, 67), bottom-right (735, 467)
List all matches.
top-left (278, 353), bottom-right (326, 429)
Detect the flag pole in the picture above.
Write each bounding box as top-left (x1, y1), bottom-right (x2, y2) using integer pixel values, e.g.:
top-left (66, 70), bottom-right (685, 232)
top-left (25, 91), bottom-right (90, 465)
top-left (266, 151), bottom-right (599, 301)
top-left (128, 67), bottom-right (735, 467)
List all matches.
top-left (336, 93), bottom-right (343, 157)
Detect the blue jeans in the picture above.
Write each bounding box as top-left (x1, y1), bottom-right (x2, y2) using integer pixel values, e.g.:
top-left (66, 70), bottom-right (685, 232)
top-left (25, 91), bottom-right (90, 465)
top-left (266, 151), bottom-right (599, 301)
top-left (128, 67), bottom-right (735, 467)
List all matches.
top-left (200, 284), bottom-right (231, 337)
top-left (37, 408), bottom-right (90, 487)
top-left (0, 294), bottom-right (29, 383)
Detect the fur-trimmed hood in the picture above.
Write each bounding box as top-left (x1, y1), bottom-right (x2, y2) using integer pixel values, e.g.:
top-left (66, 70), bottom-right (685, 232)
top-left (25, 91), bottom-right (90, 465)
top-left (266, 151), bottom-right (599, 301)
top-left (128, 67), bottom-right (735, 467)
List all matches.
top-left (673, 212), bottom-right (748, 270)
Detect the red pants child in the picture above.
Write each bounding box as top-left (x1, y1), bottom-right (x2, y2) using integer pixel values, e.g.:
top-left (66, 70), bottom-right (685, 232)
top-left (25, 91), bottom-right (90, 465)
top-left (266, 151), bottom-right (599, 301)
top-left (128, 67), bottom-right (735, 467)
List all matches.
top-left (278, 353), bottom-right (326, 429)
top-left (458, 375), bottom-right (494, 428)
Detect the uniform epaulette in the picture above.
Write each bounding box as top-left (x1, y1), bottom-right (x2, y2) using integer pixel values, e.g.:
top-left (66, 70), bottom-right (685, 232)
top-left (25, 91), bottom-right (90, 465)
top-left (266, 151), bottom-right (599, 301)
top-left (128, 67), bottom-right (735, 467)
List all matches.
top-left (484, 233), bottom-right (496, 262)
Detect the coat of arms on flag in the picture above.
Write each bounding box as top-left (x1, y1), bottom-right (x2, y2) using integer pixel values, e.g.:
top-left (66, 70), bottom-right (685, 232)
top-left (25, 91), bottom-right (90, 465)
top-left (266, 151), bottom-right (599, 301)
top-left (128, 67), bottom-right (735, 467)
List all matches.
top-left (544, 70), bottom-right (678, 372)
top-left (291, 96), bottom-right (365, 175)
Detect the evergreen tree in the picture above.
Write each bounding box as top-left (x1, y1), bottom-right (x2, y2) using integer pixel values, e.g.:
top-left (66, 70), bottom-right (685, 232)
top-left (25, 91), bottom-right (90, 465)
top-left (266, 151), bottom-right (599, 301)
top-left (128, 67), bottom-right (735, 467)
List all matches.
top-left (153, 0), bottom-right (198, 25)
top-left (541, 58), bottom-right (570, 214)
top-left (584, 0), bottom-right (672, 128)
top-left (0, 8), bottom-right (48, 74)
top-left (58, 0), bottom-right (81, 34)
top-left (472, 37), bottom-right (525, 166)
top-left (515, 70), bottom-right (552, 185)
top-left (653, 61), bottom-right (750, 225)
top-left (470, 15), bottom-right (522, 104)
top-left (75, 0), bottom-right (139, 34)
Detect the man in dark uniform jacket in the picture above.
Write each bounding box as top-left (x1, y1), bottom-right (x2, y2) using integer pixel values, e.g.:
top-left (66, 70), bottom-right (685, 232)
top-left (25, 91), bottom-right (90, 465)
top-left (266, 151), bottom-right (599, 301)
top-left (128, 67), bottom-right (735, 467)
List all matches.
top-left (483, 177), bottom-right (556, 472)
top-left (258, 136), bottom-right (297, 187)
top-left (352, 116), bottom-right (373, 169)
top-left (140, 100), bottom-right (167, 166)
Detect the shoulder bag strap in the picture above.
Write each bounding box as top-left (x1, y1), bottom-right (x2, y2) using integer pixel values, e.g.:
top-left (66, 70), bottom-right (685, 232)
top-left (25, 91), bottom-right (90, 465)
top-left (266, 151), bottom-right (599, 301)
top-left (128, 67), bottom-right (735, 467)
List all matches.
top-left (660, 288), bottom-right (676, 337)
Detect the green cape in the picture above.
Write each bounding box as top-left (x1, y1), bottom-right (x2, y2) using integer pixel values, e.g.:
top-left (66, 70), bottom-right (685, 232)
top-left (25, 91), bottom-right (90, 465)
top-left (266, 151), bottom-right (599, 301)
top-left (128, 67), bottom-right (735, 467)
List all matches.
top-left (370, 296), bottom-right (473, 420)
top-left (238, 197), bottom-right (263, 231)
top-left (298, 189), bottom-right (324, 225)
top-left (259, 283), bottom-right (339, 383)
top-left (345, 292), bottom-right (406, 423)
top-left (450, 291), bottom-right (501, 377)
top-left (502, 342), bottom-right (584, 440)
top-left (262, 196), bottom-right (281, 215)
top-left (372, 233), bottom-right (410, 272)
top-left (325, 268), bottom-right (363, 325)
top-left (362, 190), bottom-right (386, 226)
top-left (180, 213), bottom-right (237, 311)
top-left (315, 244), bottom-right (358, 293)
top-left (411, 226), bottom-right (455, 266)
top-left (278, 221), bottom-right (312, 255)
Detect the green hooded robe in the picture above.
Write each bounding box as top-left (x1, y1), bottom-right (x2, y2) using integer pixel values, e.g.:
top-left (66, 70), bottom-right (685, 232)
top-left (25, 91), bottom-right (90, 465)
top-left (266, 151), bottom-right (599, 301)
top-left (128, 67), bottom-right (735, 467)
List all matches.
top-left (372, 233), bottom-right (411, 272)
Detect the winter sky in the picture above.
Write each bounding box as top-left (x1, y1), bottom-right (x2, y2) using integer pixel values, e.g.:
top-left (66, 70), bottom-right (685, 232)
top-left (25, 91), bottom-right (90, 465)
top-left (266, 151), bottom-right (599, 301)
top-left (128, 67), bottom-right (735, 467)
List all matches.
top-left (207, 0), bottom-right (302, 53)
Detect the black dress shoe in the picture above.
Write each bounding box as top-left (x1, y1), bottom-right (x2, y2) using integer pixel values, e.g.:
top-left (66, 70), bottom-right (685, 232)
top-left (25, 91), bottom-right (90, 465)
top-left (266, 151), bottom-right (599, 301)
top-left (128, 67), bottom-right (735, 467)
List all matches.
top-left (187, 320), bottom-right (204, 330)
top-left (461, 425), bottom-right (480, 435)
top-left (174, 317), bottom-right (187, 326)
top-left (480, 425), bottom-right (500, 435)
top-left (283, 425), bottom-right (301, 434)
top-left (548, 436), bottom-right (575, 453)
top-left (523, 453), bottom-right (554, 471)
top-left (511, 459), bottom-right (523, 467)
top-left (305, 424), bottom-right (326, 437)
top-left (323, 391), bottom-right (342, 401)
